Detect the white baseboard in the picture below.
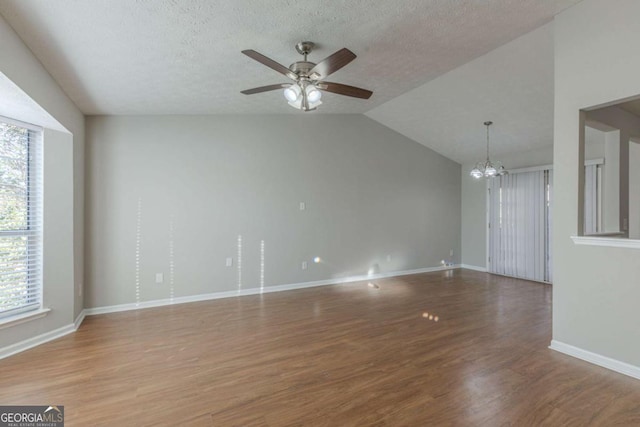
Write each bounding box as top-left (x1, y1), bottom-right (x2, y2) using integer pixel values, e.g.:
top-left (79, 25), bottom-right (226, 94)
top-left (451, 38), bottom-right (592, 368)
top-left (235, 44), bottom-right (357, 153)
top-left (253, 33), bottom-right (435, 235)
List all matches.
top-left (0, 323), bottom-right (76, 360)
top-left (85, 264), bottom-right (461, 316)
top-left (74, 309), bottom-right (86, 330)
top-left (549, 340), bottom-right (640, 380)
top-left (0, 310), bottom-right (88, 361)
top-left (460, 264), bottom-right (487, 272)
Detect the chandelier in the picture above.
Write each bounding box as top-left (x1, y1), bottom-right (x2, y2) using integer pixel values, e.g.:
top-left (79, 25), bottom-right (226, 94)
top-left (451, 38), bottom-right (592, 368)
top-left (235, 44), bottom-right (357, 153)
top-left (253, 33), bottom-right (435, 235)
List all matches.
top-left (470, 121), bottom-right (507, 179)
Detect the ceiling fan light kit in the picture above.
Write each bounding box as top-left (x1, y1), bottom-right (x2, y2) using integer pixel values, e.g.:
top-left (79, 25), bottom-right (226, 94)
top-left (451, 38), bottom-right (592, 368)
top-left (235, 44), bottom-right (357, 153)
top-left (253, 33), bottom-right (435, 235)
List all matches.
top-left (284, 80), bottom-right (323, 110)
top-left (241, 41), bottom-right (373, 112)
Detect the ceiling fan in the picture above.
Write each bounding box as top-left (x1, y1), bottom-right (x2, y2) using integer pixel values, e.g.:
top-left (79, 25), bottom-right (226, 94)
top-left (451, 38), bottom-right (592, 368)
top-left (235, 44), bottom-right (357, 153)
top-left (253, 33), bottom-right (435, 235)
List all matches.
top-left (240, 41), bottom-right (373, 112)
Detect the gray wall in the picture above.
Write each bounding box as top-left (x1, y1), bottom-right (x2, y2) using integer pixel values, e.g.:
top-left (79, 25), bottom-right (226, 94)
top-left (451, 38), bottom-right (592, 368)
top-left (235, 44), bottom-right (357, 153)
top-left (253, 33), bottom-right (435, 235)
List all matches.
top-left (460, 169), bottom-right (489, 268)
top-left (42, 129), bottom-right (75, 332)
top-left (553, 0), bottom-right (640, 367)
top-left (85, 115), bottom-right (461, 308)
top-left (0, 13), bottom-right (83, 349)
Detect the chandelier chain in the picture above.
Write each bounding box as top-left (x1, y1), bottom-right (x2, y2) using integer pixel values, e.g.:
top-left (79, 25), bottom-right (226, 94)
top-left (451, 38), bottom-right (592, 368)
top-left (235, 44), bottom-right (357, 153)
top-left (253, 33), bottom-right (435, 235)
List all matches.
top-left (486, 123), bottom-right (490, 161)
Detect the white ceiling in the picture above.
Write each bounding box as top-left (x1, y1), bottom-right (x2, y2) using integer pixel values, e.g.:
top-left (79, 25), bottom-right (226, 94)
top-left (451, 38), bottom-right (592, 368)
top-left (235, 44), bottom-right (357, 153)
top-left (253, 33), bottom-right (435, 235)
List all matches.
top-left (366, 23), bottom-right (555, 164)
top-left (0, 0), bottom-right (580, 117)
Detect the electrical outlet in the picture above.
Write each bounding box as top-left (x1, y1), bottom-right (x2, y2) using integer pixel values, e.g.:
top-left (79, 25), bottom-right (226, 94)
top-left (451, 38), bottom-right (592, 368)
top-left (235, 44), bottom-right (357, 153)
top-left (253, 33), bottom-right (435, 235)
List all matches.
top-left (226, 257), bottom-right (233, 267)
top-left (301, 261), bottom-right (308, 270)
top-left (155, 273), bottom-right (164, 284)
top-left (299, 202), bottom-right (306, 211)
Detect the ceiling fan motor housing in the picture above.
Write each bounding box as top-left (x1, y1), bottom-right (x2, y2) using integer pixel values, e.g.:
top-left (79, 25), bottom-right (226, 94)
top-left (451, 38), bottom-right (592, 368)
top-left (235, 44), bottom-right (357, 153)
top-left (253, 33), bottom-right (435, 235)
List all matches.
top-left (289, 61), bottom-right (316, 78)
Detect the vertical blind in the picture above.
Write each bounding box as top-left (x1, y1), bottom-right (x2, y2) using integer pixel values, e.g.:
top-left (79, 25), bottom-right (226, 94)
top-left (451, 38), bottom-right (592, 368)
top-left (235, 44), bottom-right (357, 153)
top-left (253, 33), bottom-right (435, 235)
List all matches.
top-left (584, 164), bottom-right (603, 234)
top-left (0, 118), bottom-right (43, 318)
top-left (546, 170), bottom-right (553, 283)
top-left (488, 169), bottom-right (552, 283)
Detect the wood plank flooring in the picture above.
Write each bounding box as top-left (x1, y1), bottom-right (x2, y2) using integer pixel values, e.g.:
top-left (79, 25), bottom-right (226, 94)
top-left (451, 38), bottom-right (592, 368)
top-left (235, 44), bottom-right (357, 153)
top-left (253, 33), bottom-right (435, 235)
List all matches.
top-left (1, 269), bottom-right (639, 426)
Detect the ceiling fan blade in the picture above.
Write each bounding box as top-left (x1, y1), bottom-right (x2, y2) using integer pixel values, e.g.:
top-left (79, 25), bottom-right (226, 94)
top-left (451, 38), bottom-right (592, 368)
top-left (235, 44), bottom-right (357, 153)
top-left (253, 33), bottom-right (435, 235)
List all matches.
top-left (241, 50), bottom-right (297, 80)
top-left (317, 82), bottom-right (373, 99)
top-left (241, 83), bottom-right (291, 95)
top-left (309, 48), bottom-right (356, 79)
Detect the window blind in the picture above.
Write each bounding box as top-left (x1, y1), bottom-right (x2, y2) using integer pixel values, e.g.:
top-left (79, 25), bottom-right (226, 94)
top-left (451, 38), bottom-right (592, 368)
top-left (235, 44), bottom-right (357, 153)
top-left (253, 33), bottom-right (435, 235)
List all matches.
top-left (584, 163), bottom-right (603, 234)
top-left (488, 169), bottom-right (550, 283)
top-left (0, 118), bottom-right (43, 318)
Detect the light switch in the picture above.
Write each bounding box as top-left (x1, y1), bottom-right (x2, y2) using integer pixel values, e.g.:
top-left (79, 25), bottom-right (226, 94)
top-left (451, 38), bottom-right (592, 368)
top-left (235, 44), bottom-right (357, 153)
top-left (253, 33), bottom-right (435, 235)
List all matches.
top-left (155, 273), bottom-right (164, 284)
top-left (226, 257), bottom-right (233, 267)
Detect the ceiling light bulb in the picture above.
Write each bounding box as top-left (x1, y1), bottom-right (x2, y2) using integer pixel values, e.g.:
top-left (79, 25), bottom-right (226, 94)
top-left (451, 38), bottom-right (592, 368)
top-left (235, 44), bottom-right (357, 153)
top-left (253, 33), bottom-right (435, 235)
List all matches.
top-left (306, 85), bottom-right (322, 103)
top-left (484, 166), bottom-right (497, 177)
top-left (470, 168), bottom-right (483, 179)
top-left (284, 84), bottom-right (301, 102)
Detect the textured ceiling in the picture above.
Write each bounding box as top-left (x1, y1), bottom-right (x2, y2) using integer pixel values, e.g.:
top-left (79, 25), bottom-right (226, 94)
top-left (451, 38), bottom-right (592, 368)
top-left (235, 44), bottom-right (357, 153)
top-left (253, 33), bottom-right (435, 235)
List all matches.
top-left (0, 0), bottom-right (581, 115)
top-left (366, 23), bottom-right (555, 164)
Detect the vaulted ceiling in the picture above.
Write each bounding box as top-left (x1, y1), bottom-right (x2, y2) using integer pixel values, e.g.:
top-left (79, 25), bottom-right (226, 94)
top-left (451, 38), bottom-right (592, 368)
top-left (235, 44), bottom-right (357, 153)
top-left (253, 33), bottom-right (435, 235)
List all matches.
top-left (0, 0), bottom-right (582, 162)
top-left (366, 23), bottom-right (555, 164)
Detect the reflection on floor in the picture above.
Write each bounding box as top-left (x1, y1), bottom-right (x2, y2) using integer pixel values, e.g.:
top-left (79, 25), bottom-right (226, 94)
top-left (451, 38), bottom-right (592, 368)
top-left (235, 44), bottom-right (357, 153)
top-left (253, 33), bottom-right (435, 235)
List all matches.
top-left (1, 269), bottom-right (638, 425)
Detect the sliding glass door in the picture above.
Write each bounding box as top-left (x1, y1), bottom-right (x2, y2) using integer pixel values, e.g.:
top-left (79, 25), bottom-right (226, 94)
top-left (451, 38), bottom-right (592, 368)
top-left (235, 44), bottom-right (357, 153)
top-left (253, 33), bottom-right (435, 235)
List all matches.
top-left (487, 169), bottom-right (553, 283)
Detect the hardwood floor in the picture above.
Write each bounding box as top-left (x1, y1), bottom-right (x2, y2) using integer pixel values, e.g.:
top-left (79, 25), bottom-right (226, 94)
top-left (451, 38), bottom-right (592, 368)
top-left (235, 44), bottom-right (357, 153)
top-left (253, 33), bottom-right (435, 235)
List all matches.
top-left (1, 269), bottom-right (639, 426)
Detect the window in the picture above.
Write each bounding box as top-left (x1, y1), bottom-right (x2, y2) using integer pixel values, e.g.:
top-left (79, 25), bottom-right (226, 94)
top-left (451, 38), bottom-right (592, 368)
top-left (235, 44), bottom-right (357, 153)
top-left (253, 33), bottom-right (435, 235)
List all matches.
top-left (0, 117), bottom-right (43, 319)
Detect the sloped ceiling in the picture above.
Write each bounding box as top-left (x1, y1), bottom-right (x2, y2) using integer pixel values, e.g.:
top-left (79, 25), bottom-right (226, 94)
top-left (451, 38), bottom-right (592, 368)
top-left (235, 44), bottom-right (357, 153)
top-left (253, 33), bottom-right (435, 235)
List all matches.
top-left (366, 23), bottom-right (555, 164)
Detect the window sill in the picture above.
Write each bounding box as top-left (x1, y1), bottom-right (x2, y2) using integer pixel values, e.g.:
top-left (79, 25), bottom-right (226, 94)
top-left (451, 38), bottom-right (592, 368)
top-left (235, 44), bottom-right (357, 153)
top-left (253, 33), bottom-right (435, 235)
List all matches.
top-left (0, 308), bottom-right (51, 330)
top-left (583, 231), bottom-right (625, 237)
top-left (571, 235), bottom-right (640, 249)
